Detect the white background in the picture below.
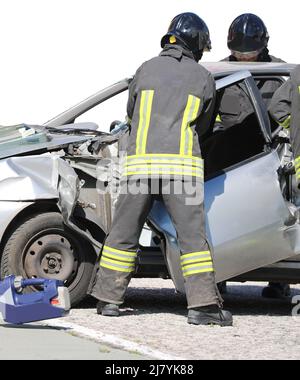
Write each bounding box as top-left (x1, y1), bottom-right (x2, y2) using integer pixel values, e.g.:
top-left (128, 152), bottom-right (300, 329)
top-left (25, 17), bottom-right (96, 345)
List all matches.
top-left (0, 0), bottom-right (299, 128)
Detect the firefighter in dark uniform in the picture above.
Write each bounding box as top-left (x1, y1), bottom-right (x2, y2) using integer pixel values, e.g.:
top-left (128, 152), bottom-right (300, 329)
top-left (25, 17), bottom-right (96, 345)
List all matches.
top-left (270, 65), bottom-right (300, 183)
top-left (219, 13), bottom-right (284, 130)
top-left (91, 12), bottom-right (233, 326)
top-left (215, 14), bottom-right (290, 299)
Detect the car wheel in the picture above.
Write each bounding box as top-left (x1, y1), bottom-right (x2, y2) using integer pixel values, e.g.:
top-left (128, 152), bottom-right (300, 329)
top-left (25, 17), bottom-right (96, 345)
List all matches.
top-left (0, 212), bottom-right (96, 306)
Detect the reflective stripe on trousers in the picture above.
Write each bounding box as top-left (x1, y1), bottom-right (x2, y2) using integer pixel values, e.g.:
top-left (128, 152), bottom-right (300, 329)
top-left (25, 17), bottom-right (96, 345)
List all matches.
top-left (100, 246), bottom-right (137, 273)
top-left (181, 251), bottom-right (214, 277)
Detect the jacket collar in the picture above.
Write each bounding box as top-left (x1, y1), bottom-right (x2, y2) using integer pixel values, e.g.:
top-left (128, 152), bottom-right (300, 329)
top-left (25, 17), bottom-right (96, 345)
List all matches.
top-left (159, 44), bottom-right (196, 61)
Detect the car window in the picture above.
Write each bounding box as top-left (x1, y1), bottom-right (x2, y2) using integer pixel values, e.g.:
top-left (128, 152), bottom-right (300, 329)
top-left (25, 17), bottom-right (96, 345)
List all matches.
top-left (75, 91), bottom-right (128, 133)
top-left (254, 76), bottom-right (286, 108)
top-left (202, 77), bottom-right (267, 177)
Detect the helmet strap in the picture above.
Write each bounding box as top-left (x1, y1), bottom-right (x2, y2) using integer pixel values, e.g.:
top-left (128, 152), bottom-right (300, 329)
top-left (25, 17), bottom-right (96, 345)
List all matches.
top-left (193, 50), bottom-right (203, 62)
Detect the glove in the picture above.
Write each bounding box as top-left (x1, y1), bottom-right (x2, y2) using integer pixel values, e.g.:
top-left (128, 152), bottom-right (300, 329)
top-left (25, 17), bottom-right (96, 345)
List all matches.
top-left (213, 121), bottom-right (226, 133)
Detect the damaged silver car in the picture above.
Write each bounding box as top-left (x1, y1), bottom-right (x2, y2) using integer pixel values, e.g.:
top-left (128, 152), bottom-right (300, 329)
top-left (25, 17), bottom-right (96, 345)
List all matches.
top-left (1, 62), bottom-right (300, 305)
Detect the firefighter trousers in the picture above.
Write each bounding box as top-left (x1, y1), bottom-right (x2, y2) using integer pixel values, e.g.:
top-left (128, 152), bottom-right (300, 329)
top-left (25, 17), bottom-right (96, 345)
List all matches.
top-left (91, 179), bottom-right (221, 309)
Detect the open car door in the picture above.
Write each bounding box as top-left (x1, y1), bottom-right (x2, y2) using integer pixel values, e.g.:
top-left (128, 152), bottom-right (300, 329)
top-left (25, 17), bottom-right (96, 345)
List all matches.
top-left (148, 71), bottom-right (300, 293)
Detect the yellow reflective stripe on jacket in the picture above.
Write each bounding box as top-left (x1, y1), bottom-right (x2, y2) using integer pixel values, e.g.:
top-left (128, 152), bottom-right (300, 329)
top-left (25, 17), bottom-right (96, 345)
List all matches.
top-left (123, 172), bottom-right (203, 178)
top-left (180, 95), bottom-right (194, 156)
top-left (180, 95), bottom-right (201, 156)
top-left (126, 159), bottom-right (203, 168)
top-left (296, 158), bottom-right (300, 180)
top-left (215, 114), bottom-right (222, 123)
top-left (124, 164), bottom-right (203, 173)
top-left (295, 157), bottom-right (300, 164)
top-left (280, 115), bottom-right (291, 129)
top-left (127, 153), bottom-right (203, 160)
top-left (123, 169), bottom-right (203, 178)
top-left (295, 157), bottom-right (300, 176)
top-left (136, 90), bottom-right (155, 155)
top-left (126, 161), bottom-right (202, 168)
top-left (126, 154), bottom-right (203, 167)
top-left (124, 154), bottom-right (204, 177)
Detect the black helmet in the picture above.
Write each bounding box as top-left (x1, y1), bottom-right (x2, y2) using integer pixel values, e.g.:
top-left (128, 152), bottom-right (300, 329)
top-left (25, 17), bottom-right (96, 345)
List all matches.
top-left (227, 13), bottom-right (269, 53)
top-left (161, 12), bottom-right (212, 56)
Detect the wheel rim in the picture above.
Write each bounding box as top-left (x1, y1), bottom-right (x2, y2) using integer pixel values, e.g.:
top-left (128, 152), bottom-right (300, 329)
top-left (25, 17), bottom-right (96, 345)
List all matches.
top-left (22, 229), bottom-right (84, 290)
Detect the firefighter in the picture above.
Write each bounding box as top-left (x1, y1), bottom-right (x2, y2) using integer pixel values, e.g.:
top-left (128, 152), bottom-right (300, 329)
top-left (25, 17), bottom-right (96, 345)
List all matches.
top-left (269, 68), bottom-right (300, 299)
top-left (270, 65), bottom-right (300, 184)
top-left (216, 14), bottom-right (290, 299)
top-left (218, 13), bottom-right (284, 130)
top-left (224, 13), bottom-right (283, 64)
top-left (90, 12), bottom-right (233, 326)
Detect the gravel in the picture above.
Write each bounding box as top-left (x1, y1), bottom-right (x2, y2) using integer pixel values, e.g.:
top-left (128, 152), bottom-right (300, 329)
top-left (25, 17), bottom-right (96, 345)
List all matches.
top-left (62, 279), bottom-right (300, 360)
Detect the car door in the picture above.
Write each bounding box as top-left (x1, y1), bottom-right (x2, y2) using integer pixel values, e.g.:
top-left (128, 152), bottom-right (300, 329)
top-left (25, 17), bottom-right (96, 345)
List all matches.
top-left (148, 71), bottom-right (300, 293)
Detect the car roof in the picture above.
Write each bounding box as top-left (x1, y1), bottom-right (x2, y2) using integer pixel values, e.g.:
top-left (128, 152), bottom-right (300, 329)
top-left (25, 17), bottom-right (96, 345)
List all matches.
top-left (201, 62), bottom-right (298, 77)
top-left (45, 62), bottom-right (299, 129)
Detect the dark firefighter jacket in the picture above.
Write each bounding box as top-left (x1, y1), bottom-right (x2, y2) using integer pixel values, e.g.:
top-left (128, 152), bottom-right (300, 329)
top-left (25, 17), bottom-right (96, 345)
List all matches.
top-left (269, 65), bottom-right (300, 182)
top-left (124, 44), bottom-right (216, 180)
top-left (218, 49), bottom-right (285, 129)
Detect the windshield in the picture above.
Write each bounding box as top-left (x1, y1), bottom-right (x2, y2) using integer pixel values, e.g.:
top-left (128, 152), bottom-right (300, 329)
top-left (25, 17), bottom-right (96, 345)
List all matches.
top-left (0, 124), bottom-right (50, 150)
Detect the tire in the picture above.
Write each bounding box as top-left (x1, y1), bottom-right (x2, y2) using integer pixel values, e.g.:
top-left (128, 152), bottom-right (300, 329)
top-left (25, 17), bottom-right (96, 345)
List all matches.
top-left (1, 212), bottom-right (96, 306)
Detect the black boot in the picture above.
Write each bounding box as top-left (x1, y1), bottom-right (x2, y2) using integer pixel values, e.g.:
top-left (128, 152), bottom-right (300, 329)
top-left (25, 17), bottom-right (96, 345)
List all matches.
top-left (188, 305), bottom-right (233, 327)
top-left (97, 301), bottom-right (120, 317)
top-left (262, 283), bottom-right (291, 299)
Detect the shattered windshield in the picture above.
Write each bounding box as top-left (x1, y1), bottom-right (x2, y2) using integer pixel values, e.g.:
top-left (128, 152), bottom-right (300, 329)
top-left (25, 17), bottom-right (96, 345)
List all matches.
top-left (0, 124), bottom-right (50, 150)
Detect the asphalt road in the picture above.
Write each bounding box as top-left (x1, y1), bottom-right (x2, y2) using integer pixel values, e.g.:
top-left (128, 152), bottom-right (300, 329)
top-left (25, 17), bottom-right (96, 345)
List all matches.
top-left (55, 279), bottom-right (300, 360)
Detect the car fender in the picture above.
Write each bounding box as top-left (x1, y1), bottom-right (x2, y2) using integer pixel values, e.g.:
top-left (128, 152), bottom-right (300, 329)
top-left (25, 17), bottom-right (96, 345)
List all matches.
top-left (0, 154), bottom-right (61, 202)
top-left (0, 153), bottom-right (106, 250)
top-left (0, 201), bottom-right (34, 244)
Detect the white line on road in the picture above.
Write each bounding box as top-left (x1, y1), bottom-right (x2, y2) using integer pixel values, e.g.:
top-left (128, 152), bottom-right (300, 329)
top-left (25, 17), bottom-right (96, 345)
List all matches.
top-left (41, 319), bottom-right (186, 361)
